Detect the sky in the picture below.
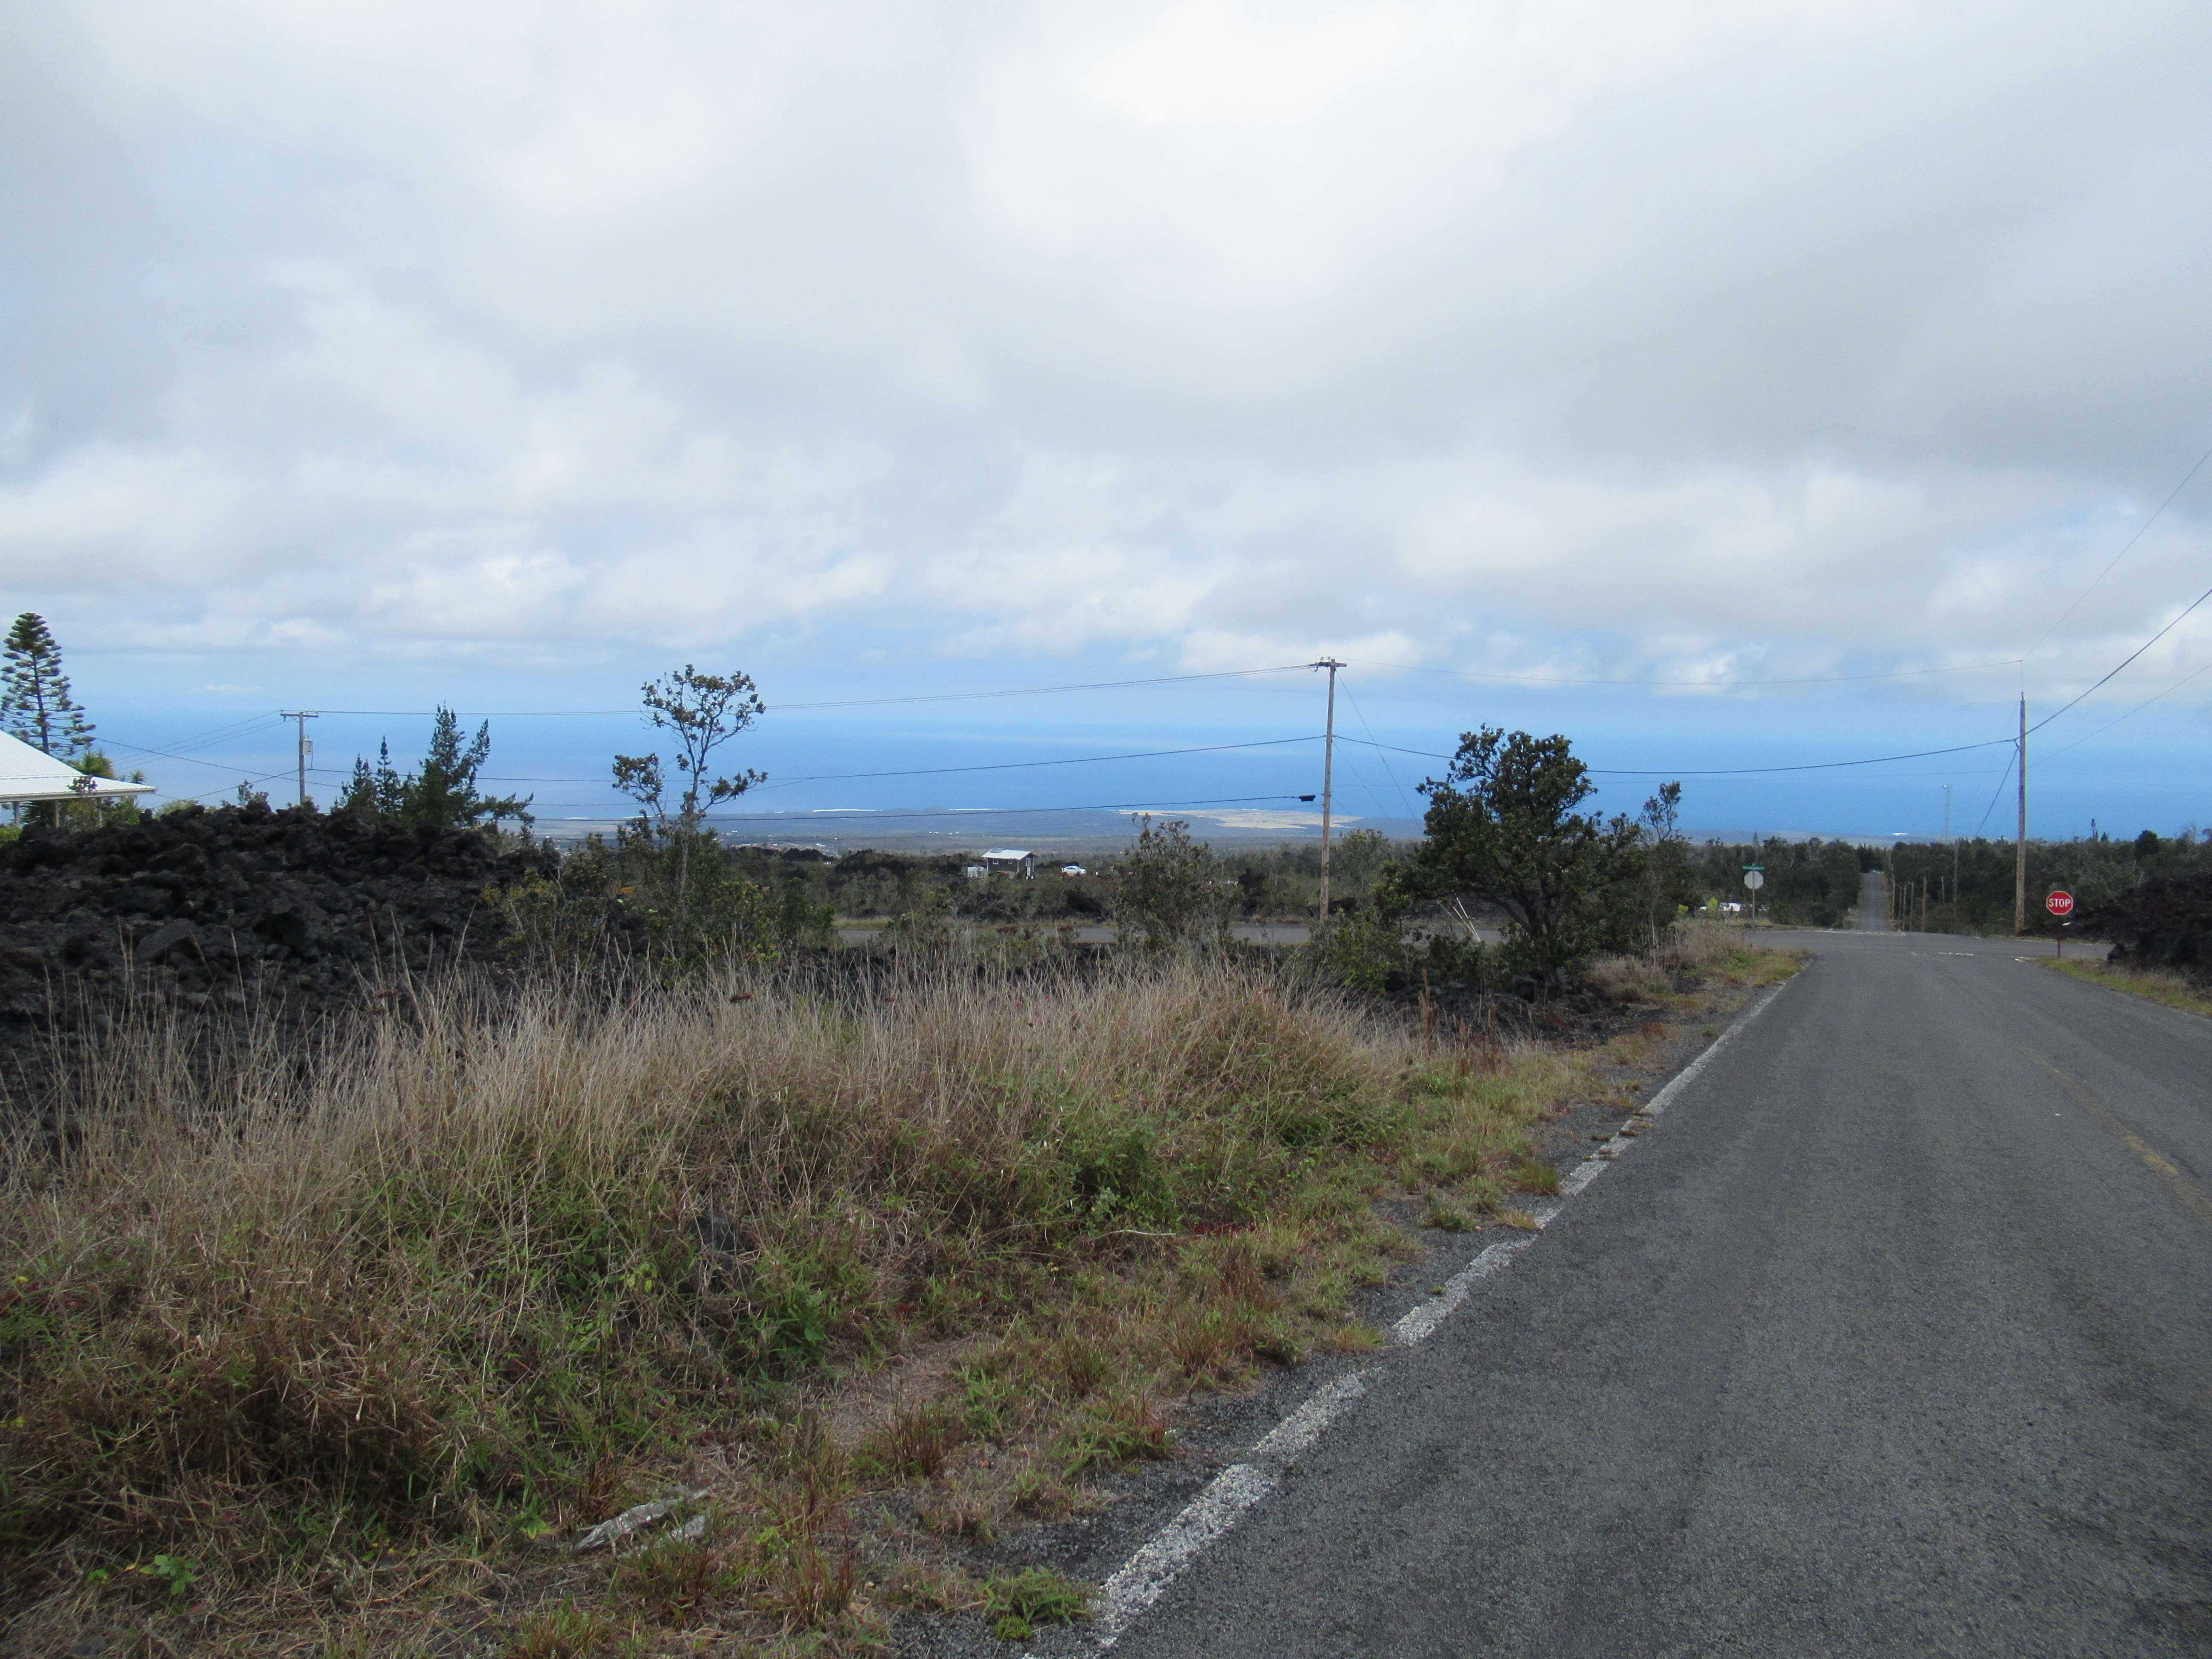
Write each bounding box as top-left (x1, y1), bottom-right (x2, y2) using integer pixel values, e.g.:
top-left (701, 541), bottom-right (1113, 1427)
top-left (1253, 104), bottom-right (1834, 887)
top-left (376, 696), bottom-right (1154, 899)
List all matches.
top-left (3, 0), bottom-right (2209, 841)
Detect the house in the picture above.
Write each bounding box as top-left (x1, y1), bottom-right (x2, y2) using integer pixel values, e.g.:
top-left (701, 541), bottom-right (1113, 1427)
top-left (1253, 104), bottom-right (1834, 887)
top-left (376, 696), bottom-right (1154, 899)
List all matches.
top-left (0, 731), bottom-right (155, 811)
top-left (981, 848), bottom-right (1036, 879)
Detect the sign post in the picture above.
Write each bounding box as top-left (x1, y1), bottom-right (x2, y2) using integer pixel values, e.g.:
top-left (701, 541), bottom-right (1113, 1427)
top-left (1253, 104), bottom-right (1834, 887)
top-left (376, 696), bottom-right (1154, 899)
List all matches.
top-left (1743, 866), bottom-right (1765, 926)
top-left (2045, 889), bottom-right (2073, 957)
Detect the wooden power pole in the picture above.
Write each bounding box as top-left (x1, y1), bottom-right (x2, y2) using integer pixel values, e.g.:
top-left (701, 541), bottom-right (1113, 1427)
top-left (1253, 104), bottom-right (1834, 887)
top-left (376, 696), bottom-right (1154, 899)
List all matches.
top-left (1313, 659), bottom-right (1344, 921)
top-left (2013, 696), bottom-right (2028, 935)
top-left (281, 710), bottom-right (318, 808)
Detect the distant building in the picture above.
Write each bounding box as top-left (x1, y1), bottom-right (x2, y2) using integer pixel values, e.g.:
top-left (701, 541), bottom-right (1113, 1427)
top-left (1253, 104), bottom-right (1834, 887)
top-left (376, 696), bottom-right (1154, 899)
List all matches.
top-left (982, 848), bottom-right (1036, 879)
top-left (0, 731), bottom-right (154, 812)
top-left (963, 865), bottom-right (988, 879)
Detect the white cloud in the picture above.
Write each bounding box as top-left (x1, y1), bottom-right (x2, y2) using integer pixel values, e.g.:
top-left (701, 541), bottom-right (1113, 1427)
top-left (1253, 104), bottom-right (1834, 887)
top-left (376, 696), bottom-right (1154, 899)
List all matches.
top-left (1, 0), bottom-right (2208, 722)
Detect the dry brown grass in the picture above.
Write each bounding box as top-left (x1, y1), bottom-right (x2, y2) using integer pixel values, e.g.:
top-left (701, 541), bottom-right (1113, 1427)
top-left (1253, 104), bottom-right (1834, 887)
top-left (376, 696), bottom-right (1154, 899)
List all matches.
top-left (2044, 956), bottom-right (2212, 1020)
top-left (0, 954), bottom-right (1610, 1653)
top-left (1659, 920), bottom-right (1804, 986)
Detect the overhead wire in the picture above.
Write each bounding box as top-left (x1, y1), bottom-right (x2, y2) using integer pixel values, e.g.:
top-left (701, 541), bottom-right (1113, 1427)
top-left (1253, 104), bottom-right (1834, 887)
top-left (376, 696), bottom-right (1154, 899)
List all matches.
top-left (303, 663), bottom-right (1313, 721)
top-left (1972, 749), bottom-right (2017, 838)
top-left (104, 590), bottom-right (2211, 815)
top-left (294, 735), bottom-right (1323, 790)
top-left (678, 794), bottom-right (1316, 827)
top-left (2039, 655), bottom-right (2212, 759)
top-left (1333, 733), bottom-right (2020, 777)
top-left (2026, 436), bottom-right (2212, 657)
top-left (1348, 656), bottom-right (2024, 688)
top-left (1342, 686), bottom-right (1420, 821)
top-left (2023, 579), bottom-right (2212, 736)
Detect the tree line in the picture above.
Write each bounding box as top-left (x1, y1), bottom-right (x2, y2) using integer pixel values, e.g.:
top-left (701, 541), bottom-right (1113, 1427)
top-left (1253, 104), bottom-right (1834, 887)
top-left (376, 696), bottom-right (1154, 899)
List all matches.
top-left (14, 619), bottom-right (2205, 983)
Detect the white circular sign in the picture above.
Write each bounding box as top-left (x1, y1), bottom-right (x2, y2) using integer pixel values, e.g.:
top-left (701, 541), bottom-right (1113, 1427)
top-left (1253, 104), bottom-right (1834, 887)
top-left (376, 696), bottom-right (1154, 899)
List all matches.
top-left (1742, 870), bottom-right (1766, 891)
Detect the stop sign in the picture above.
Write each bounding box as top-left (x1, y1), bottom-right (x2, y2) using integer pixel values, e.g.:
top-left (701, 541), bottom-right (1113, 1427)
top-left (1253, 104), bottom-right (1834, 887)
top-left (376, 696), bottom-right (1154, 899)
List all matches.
top-left (2046, 890), bottom-right (2075, 917)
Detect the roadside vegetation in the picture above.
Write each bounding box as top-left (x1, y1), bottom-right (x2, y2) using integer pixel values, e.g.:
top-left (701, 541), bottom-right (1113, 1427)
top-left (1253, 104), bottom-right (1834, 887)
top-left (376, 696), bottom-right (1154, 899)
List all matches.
top-left (1, 662), bottom-right (1813, 1652)
top-left (2043, 958), bottom-right (2212, 1021)
top-left (0, 943), bottom-right (1772, 1656)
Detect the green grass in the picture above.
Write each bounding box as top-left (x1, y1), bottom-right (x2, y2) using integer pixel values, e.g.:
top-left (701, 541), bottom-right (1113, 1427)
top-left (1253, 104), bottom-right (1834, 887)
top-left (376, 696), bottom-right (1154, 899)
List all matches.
top-left (2044, 957), bottom-right (2212, 1020)
top-left (984, 1566), bottom-right (1092, 1641)
top-left (0, 937), bottom-right (1801, 1655)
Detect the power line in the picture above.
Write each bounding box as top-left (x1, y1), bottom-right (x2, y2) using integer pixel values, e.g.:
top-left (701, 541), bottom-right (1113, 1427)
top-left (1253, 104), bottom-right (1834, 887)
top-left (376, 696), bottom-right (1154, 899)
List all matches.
top-left (2040, 655), bottom-right (2212, 759)
top-left (752, 735), bottom-right (1317, 788)
top-left (1335, 733), bottom-right (2018, 777)
top-left (1973, 749), bottom-right (2017, 838)
top-left (1343, 686), bottom-right (1418, 821)
top-left (670, 793), bottom-right (1319, 827)
top-left (2027, 437), bottom-right (2212, 657)
top-left (1348, 656), bottom-right (2025, 688)
top-left (102, 735), bottom-right (292, 776)
top-left (298, 734), bottom-right (1324, 789)
top-left (2025, 579), bottom-right (2212, 736)
top-left (304, 663), bottom-right (1313, 721)
top-left (768, 664), bottom-right (1311, 710)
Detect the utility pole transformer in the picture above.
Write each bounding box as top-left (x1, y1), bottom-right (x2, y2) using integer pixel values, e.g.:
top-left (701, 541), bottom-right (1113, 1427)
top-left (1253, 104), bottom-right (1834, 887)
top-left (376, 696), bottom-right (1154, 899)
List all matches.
top-left (281, 711), bottom-right (319, 809)
top-left (2013, 696), bottom-right (2027, 936)
top-left (1312, 659), bottom-right (1345, 921)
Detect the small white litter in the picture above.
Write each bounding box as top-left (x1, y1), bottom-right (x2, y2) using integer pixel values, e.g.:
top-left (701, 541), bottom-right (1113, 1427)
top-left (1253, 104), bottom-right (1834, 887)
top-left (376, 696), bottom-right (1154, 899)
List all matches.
top-left (571, 1489), bottom-right (710, 1552)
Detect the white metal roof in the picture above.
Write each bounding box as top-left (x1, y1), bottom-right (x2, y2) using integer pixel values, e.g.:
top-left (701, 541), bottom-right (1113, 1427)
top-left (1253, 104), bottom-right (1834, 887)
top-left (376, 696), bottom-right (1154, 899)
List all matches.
top-left (0, 730), bottom-right (155, 805)
top-left (981, 847), bottom-right (1034, 860)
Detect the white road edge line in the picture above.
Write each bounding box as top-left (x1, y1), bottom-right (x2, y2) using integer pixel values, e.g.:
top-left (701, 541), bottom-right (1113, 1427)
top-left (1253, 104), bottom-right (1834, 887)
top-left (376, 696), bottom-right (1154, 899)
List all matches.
top-left (1032, 976), bottom-right (1796, 1657)
top-left (1557, 978), bottom-right (1789, 1198)
top-left (1087, 1465), bottom-right (1277, 1652)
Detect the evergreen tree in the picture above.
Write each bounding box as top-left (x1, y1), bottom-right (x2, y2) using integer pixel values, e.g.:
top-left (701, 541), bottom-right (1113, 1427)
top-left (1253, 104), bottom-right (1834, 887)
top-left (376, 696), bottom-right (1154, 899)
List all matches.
top-left (338, 740), bottom-right (409, 818)
top-left (2, 613), bottom-right (96, 761)
top-left (339, 709), bottom-right (531, 829)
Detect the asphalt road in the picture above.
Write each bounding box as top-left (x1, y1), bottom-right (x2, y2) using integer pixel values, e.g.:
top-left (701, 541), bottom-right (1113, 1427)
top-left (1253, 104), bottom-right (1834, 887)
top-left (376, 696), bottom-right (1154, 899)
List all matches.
top-left (1110, 930), bottom-right (2212, 1657)
top-left (1858, 869), bottom-right (1889, 929)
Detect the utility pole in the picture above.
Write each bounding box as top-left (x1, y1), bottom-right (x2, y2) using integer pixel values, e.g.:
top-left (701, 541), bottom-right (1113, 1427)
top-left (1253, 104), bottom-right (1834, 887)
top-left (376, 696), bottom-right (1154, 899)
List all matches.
top-left (1312, 659), bottom-right (1345, 921)
top-left (281, 710), bottom-right (319, 808)
top-left (2013, 696), bottom-right (2028, 935)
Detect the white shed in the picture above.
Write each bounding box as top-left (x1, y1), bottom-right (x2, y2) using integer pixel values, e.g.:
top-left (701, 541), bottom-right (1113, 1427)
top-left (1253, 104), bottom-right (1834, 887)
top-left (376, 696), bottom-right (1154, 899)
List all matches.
top-left (981, 847), bottom-right (1036, 879)
top-left (0, 731), bottom-right (154, 807)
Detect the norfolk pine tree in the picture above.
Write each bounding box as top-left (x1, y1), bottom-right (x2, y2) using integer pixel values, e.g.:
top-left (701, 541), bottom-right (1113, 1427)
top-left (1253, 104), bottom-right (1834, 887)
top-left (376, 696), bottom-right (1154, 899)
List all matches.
top-left (2, 613), bottom-right (96, 762)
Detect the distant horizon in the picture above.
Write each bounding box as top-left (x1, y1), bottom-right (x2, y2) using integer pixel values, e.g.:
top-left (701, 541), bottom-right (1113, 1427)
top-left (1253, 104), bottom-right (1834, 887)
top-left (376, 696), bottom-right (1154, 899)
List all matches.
top-left (7, 3), bottom-right (2207, 846)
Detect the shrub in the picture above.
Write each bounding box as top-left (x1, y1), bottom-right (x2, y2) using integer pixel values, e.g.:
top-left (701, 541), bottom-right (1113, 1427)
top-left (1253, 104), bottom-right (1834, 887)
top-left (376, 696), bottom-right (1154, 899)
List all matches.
top-left (1110, 816), bottom-right (1231, 952)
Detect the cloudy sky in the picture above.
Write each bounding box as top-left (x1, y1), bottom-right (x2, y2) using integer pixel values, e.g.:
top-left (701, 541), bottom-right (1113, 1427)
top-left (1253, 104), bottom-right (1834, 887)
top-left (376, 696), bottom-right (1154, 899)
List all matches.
top-left (3, 0), bottom-right (2208, 836)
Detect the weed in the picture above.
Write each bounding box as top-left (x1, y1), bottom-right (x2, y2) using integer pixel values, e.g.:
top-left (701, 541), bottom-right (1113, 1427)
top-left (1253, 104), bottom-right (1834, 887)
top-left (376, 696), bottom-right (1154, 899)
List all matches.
top-left (1420, 1201), bottom-right (1476, 1233)
top-left (883, 1554), bottom-right (982, 1612)
top-left (1061, 1391), bottom-right (1173, 1474)
top-left (609, 1531), bottom-right (733, 1627)
top-left (505, 1597), bottom-right (617, 1659)
top-left (146, 1553), bottom-right (200, 1599)
top-left (862, 1402), bottom-right (968, 1480)
top-left (984, 1566), bottom-right (1092, 1642)
top-left (1512, 1156), bottom-right (1563, 1195)
top-left (0, 942), bottom-right (1795, 1654)
top-left (2046, 957), bottom-right (2212, 1020)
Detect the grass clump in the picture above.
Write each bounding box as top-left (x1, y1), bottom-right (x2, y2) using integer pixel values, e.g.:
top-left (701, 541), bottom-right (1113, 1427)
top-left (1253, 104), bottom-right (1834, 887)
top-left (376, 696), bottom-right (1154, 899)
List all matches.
top-left (0, 939), bottom-right (1759, 1652)
top-left (2044, 957), bottom-right (2212, 1020)
top-left (984, 1565), bottom-right (1092, 1641)
top-left (1512, 1155), bottom-right (1564, 1196)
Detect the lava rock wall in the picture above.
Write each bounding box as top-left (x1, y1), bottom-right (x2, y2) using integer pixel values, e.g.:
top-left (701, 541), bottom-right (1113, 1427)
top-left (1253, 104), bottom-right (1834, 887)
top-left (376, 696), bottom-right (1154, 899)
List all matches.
top-left (0, 801), bottom-right (558, 1036)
